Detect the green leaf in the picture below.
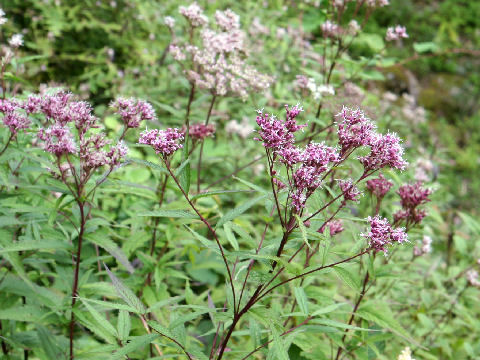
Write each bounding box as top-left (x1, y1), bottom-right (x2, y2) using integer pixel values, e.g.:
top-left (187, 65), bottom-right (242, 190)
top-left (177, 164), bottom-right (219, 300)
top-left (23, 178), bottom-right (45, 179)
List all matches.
top-left (110, 334), bottom-right (159, 359)
top-left (117, 310), bottom-right (131, 341)
top-left (223, 222), bottom-right (239, 251)
top-left (413, 42), bottom-right (438, 53)
top-left (80, 298), bottom-right (118, 338)
top-left (333, 266), bottom-right (361, 292)
top-left (0, 240), bottom-right (68, 253)
top-left (268, 324), bottom-right (289, 360)
top-left (294, 214), bottom-right (311, 250)
top-left (356, 302), bottom-right (420, 346)
top-left (293, 287), bottom-right (309, 316)
top-left (105, 264), bottom-right (146, 314)
top-left (138, 210), bottom-right (197, 218)
top-left (37, 326), bottom-right (61, 359)
top-left (87, 235), bottom-right (134, 274)
top-left (190, 189), bottom-right (252, 201)
top-left (216, 194), bottom-right (268, 228)
top-left (312, 302), bottom-right (347, 316)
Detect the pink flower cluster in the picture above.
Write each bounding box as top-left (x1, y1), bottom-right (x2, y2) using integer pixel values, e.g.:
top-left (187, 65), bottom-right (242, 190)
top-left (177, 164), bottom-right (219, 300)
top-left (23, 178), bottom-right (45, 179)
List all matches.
top-left (362, 215), bottom-right (407, 254)
top-left (386, 26), bottom-right (408, 41)
top-left (26, 91), bottom-right (130, 174)
top-left (337, 178), bottom-right (362, 202)
top-left (319, 219), bottom-right (344, 236)
top-left (366, 173), bottom-right (393, 199)
top-left (413, 235), bottom-right (432, 257)
top-left (321, 20), bottom-right (339, 38)
top-left (336, 107), bottom-right (407, 173)
top-left (38, 124), bottom-right (76, 156)
top-left (394, 182), bottom-right (432, 225)
top-left (256, 105), bottom-right (339, 211)
top-left (110, 97), bottom-right (156, 128)
top-left (183, 123), bottom-right (216, 141)
top-left (0, 99), bottom-right (31, 135)
top-left (139, 128), bottom-right (184, 157)
top-left (169, 4), bottom-right (272, 99)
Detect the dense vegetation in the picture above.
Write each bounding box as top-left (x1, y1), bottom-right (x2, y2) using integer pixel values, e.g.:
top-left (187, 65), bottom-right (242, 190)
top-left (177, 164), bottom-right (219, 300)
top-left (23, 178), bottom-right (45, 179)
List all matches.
top-left (0, 1), bottom-right (479, 359)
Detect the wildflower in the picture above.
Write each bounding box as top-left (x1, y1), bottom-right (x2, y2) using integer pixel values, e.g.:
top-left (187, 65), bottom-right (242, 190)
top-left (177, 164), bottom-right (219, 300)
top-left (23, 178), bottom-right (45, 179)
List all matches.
top-left (225, 117), bottom-right (254, 138)
top-left (319, 219), bottom-right (344, 236)
top-left (337, 179), bottom-right (362, 202)
top-left (397, 182), bottom-right (432, 209)
top-left (273, 177), bottom-right (286, 189)
top-left (215, 9), bottom-right (240, 31)
top-left (413, 235), bottom-right (432, 256)
top-left (466, 270), bottom-right (480, 287)
top-left (366, 173), bottom-right (393, 199)
top-left (362, 215), bottom-right (407, 254)
top-left (348, 20), bottom-right (360, 35)
top-left (386, 26), bottom-right (408, 41)
top-left (107, 141), bottom-right (128, 167)
top-left (255, 110), bottom-right (296, 150)
top-left (0, 8), bottom-right (7, 25)
top-left (277, 145), bottom-right (303, 167)
top-left (321, 20), bottom-right (339, 38)
top-left (336, 107), bottom-right (376, 155)
top-left (38, 124), bottom-right (76, 156)
top-left (367, 0), bottom-right (390, 7)
top-left (110, 97), bottom-right (156, 128)
top-left (1, 110), bottom-right (31, 135)
top-left (397, 347), bottom-right (415, 360)
top-left (164, 16), bottom-right (175, 28)
top-left (359, 132), bottom-right (407, 172)
top-left (9, 33), bottom-right (24, 48)
top-left (184, 123), bottom-right (216, 141)
top-left (138, 128), bottom-right (184, 157)
top-left (179, 2), bottom-right (208, 27)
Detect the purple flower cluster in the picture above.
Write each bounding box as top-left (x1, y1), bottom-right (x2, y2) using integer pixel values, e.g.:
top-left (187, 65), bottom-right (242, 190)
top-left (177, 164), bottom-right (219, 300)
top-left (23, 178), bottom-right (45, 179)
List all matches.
top-left (256, 105), bottom-right (340, 212)
top-left (336, 107), bottom-right (407, 173)
top-left (139, 128), bottom-right (184, 157)
top-left (184, 123), bottom-right (216, 141)
top-left (386, 25), bottom-right (408, 41)
top-left (362, 215), bottom-right (407, 254)
top-left (394, 182), bottom-right (432, 225)
top-left (336, 107), bottom-right (376, 155)
top-left (337, 178), bottom-right (362, 202)
top-left (366, 173), bottom-right (393, 199)
top-left (255, 107), bottom-right (303, 149)
top-left (319, 219), bottom-right (344, 236)
top-left (110, 97), bottom-right (156, 128)
top-left (0, 99), bottom-right (31, 135)
top-left (38, 124), bottom-right (76, 156)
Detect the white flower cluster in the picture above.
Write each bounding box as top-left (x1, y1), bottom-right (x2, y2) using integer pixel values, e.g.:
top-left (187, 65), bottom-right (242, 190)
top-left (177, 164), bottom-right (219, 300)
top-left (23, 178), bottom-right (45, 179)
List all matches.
top-left (397, 347), bottom-right (416, 360)
top-left (296, 76), bottom-right (335, 100)
top-left (225, 117), bottom-right (254, 138)
top-left (0, 8), bottom-right (7, 26)
top-left (413, 235), bottom-right (432, 256)
top-left (169, 3), bottom-right (272, 99)
top-left (466, 269), bottom-right (480, 287)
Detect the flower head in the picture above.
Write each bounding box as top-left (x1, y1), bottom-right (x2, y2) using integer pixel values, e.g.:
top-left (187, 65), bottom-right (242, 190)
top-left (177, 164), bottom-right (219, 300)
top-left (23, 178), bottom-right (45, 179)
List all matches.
top-left (362, 215), bottom-right (407, 254)
top-left (466, 270), bottom-right (480, 287)
top-left (319, 219), bottom-right (344, 236)
top-left (139, 128), bottom-right (184, 157)
top-left (397, 347), bottom-right (415, 360)
top-left (336, 107), bottom-right (376, 154)
top-left (0, 8), bottom-right (7, 25)
top-left (359, 132), bottom-right (407, 172)
top-left (366, 173), bottom-right (393, 199)
top-left (337, 178), bottom-right (362, 202)
top-left (413, 235), bottom-right (432, 256)
top-left (110, 97), bottom-right (156, 128)
top-left (38, 124), bottom-right (76, 156)
top-left (386, 25), bottom-right (408, 41)
top-left (179, 2), bottom-right (208, 27)
top-left (184, 123), bottom-right (216, 141)
top-left (9, 33), bottom-right (23, 48)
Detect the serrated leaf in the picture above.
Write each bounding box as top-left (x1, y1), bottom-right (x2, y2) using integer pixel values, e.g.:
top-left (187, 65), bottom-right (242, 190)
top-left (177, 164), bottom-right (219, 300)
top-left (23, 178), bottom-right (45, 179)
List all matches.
top-left (333, 266), bottom-right (361, 292)
top-left (105, 264), bottom-right (146, 314)
top-left (293, 287), bottom-right (309, 316)
top-left (0, 240), bottom-right (68, 253)
top-left (80, 298), bottom-right (118, 339)
top-left (117, 310), bottom-right (131, 341)
top-left (110, 334), bottom-right (159, 359)
top-left (216, 194), bottom-right (268, 228)
top-left (294, 214), bottom-right (311, 250)
top-left (87, 235), bottom-right (134, 274)
top-left (312, 302), bottom-right (347, 316)
top-left (138, 210), bottom-right (197, 218)
top-left (223, 222), bottom-right (239, 251)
